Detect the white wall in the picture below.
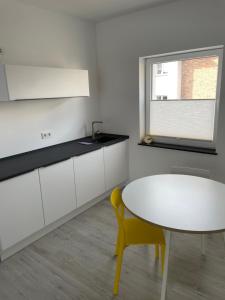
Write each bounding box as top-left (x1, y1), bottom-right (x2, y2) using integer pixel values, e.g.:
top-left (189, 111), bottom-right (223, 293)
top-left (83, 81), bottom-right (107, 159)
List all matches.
top-left (0, 0), bottom-right (99, 158)
top-left (96, 0), bottom-right (225, 182)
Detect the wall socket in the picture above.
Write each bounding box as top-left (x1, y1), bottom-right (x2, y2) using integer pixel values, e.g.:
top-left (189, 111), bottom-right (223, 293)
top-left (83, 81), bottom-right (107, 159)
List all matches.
top-left (41, 131), bottom-right (52, 140)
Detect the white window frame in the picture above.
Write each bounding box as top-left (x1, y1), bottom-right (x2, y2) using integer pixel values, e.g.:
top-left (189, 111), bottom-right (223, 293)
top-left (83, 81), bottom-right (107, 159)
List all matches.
top-left (139, 46), bottom-right (224, 150)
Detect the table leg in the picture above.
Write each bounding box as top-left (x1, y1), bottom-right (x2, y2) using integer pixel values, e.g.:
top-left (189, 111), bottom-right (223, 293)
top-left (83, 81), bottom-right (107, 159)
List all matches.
top-left (201, 234), bottom-right (206, 255)
top-left (161, 231), bottom-right (171, 300)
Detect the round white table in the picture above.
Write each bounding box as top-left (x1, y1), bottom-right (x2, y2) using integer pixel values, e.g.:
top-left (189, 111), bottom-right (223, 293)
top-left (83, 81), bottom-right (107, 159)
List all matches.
top-left (122, 174), bottom-right (225, 300)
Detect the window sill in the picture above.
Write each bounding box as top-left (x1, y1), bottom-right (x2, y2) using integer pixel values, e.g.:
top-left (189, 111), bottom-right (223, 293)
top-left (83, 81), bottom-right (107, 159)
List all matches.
top-left (138, 142), bottom-right (217, 155)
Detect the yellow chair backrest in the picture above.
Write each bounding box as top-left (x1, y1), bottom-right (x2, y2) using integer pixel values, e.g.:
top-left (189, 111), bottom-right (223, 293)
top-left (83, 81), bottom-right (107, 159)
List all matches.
top-left (110, 188), bottom-right (125, 227)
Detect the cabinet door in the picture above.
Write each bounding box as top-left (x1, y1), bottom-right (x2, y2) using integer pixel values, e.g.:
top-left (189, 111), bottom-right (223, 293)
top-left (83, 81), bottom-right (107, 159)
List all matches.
top-left (39, 158), bottom-right (76, 225)
top-left (104, 140), bottom-right (129, 191)
top-left (74, 149), bottom-right (105, 208)
top-left (0, 170), bottom-right (44, 251)
top-left (5, 65), bottom-right (89, 100)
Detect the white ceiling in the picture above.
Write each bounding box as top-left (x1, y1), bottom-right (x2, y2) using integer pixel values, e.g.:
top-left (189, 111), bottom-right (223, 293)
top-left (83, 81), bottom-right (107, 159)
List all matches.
top-left (16, 0), bottom-right (179, 22)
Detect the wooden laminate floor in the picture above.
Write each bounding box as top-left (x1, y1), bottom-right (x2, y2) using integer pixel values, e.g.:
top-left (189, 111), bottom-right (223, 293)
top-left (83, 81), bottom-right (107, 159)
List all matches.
top-left (0, 199), bottom-right (225, 300)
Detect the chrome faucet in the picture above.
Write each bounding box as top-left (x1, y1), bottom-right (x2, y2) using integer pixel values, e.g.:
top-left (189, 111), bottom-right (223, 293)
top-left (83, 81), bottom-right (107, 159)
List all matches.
top-left (92, 121), bottom-right (103, 140)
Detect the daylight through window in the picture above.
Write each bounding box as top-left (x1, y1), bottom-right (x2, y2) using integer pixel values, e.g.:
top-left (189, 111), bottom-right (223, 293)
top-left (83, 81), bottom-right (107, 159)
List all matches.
top-left (144, 46), bottom-right (223, 149)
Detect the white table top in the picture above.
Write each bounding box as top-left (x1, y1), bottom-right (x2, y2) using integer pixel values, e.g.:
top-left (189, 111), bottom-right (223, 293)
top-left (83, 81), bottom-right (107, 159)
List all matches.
top-left (122, 175), bottom-right (225, 233)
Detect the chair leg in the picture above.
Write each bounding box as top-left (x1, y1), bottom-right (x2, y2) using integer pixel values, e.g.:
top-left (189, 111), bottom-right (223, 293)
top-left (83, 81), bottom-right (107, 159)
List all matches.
top-left (161, 244), bottom-right (166, 273)
top-left (155, 244), bottom-right (160, 259)
top-left (113, 244), bottom-right (124, 295)
top-left (114, 231), bottom-right (120, 256)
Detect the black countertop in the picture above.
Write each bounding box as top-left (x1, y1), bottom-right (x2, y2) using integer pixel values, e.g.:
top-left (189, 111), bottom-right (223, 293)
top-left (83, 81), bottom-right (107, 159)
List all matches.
top-left (0, 133), bottom-right (129, 182)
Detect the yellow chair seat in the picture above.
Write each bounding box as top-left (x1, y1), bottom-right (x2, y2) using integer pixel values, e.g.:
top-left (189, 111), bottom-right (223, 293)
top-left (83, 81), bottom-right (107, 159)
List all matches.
top-left (124, 218), bottom-right (165, 245)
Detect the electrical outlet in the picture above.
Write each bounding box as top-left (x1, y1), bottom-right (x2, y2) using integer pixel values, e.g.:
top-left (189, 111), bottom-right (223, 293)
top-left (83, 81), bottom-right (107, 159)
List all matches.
top-left (41, 131), bottom-right (52, 140)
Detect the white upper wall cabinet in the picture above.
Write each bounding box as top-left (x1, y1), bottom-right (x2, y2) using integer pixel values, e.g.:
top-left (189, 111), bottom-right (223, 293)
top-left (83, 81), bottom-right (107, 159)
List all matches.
top-left (0, 64), bottom-right (89, 101)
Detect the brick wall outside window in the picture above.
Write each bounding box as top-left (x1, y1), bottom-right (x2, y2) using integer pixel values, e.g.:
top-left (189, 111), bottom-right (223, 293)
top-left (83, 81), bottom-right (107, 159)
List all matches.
top-left (181, 57), bottom-right (218, 99)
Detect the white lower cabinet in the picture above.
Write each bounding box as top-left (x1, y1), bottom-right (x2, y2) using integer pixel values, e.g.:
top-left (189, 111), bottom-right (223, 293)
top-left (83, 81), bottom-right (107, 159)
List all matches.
top-left (74, 149), bottom-right (106, 208)
top-left (0, 139), bottom-right (129, 258)
top-left (0, 170), bottom-right (44, 251)
top-left (104, 140), bottom-right (129, 191)
top-left (39, 158), bottom-right (76, 225)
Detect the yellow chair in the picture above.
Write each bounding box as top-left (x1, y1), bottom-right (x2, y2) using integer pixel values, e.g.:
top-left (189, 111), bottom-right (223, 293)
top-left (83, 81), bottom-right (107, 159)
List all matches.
top-left (110, 187), bottom-right (166, 295)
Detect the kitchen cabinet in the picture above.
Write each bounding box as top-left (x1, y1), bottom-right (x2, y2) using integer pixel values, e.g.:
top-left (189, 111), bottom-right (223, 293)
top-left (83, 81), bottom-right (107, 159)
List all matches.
top-left (0, 64), bottom-right (89, 101)
top-left (74, 149), bottom-right (105, 208)
top-left (39, 158), bottom-right (76, 225)
top-left (0, 170), bottom-right (44, 251)
top-left (0, 138), bottom-right (129, 259)
top-left (104, 140), bottom-right (129, 191)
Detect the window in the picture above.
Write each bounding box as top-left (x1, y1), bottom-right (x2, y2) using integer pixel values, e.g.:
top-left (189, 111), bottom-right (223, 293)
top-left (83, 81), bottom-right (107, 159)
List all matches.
top-left (156, 63), bottom-right (168, 75)
top-left (140, 46), bottom-right (223, 151)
